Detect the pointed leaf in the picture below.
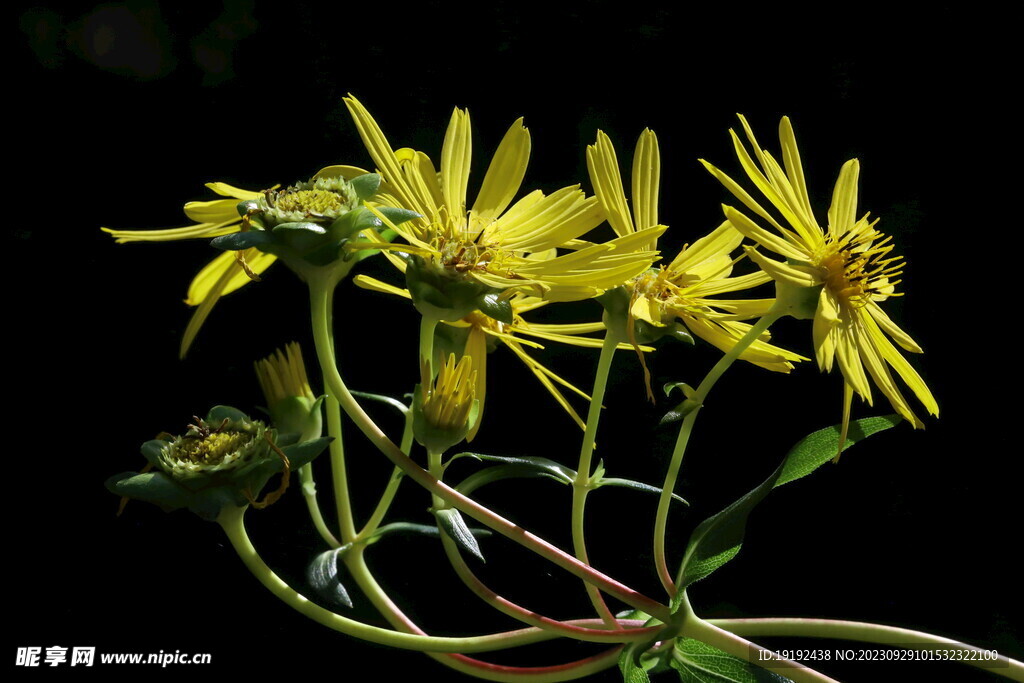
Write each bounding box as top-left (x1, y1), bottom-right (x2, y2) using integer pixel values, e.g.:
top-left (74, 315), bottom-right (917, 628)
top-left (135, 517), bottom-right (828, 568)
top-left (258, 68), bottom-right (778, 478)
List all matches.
top-left (369, 522), bottom-right (491, 543)
top-left (670, 638), bottom-right (791, 682)
top-left (107, 471), bottom-right (189, 511)
top-left (434, 508), bottom-right (485, 561)
top-left (448, 452), bottom-right (576, 484)
top-left (307, 546), bottom-right (354, 608)
top-left (596, 477), bottom-right (688, 505)
top-left (456, 464), bottom-right (567, 496)
top-left (206, 405), bottom-right (250, 423)
top-left (619, 640), bottom-right (654, 683)
top-left (140, 439), bottom-right (171, 465)
top-left (477, 293), bottom-right (513, 324)
top-left (279, 436), bottom-right (333, 471)
top-left (272, 221), bottom-right (327, 235)
top-left (376, 207), bottom-right (421, 225)
top-left (350, 390), bottom-right (410, 416)
top-left (675, 415), bottom-right (901, 603)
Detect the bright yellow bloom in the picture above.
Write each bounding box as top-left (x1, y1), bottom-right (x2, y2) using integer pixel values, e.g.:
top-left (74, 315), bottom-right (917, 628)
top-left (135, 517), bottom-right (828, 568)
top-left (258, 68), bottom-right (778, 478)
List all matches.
top-left (420, 353), bottom-right (478, 434)
top-left (355, 273), bottom-right (647, 440)
top-left (701, 115), bottom-right (938, 433)
top-left (343, 96), bottom-right (664, 307)
top-left (102, 182), bottom-right (278, 357)
top-left (587, 129), bottom-right (805, 373)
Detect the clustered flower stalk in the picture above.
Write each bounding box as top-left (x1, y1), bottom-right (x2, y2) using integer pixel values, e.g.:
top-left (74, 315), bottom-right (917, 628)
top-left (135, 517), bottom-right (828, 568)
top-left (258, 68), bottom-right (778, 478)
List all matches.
top-left (104, 100), bottom-right (1024, 683)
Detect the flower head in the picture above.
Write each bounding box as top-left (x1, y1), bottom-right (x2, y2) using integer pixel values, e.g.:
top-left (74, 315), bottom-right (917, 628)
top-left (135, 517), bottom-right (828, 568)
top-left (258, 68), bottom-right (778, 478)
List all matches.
top-left (343, 96), bottom-right (664, 321)
top-left (701, 115), bottom-right (938, 435)
top-left (255, 342), bottom-right (324, 442)
top-left (587, 129), bottom-right (805, 375)
top-left (414, 354), bottom-right (479, 452)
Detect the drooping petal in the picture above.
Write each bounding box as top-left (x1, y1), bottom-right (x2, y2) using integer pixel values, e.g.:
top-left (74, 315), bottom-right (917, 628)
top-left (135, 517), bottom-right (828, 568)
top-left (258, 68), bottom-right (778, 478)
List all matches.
top-left (184, 249), bottom-right (276, 305)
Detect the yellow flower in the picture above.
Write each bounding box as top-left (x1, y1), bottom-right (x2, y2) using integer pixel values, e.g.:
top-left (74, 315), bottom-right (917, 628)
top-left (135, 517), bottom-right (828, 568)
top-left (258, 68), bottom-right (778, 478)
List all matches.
top-left (354, 273), bottom-right (646, 440)
top-left (102, 182), bottom-right (278, 357)
top-left (700, 115), bottom-right (938, 434)
top-left (587, 129), bottom-right (805, 373)
top-left (343, 96), bottom-right (664, 313)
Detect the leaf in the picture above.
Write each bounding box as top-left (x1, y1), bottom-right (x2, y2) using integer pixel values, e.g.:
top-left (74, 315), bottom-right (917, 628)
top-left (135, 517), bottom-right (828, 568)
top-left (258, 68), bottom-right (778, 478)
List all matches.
top-left (271, 221), bottom-right (327, 235)
top-left (434, 508), bottom-right (485, 562)
top-left (140, 438), bottom-right (171, 465)
top-left (448, 452), bottom-right (576, 484)
top-left (596, 477), bottom-right (689, 505)
top-left (369, 522), bottom-right (492, 543)
top-left (376, 207), bottom-right (421, 225)
top-left (670, 638), bottom-right (791, 682)
top-left (456, 464), bottom-right (567, 496)
top-left (106, 471), bottom-right (189, 511)
top-left (349, 172), bottom-right (381, 200)
top-left (279, 436), bottom-right (333, 471)
top-left (307, 546), bottom-right (354, 608)
top-left (619, 641), bottom-right (654, 683)
top-left (477, 293), bottom-right (513, 324)
top-left (350, 390), bottom-right (410, 416)
top-left (675, 415), bottom-right (901, 600)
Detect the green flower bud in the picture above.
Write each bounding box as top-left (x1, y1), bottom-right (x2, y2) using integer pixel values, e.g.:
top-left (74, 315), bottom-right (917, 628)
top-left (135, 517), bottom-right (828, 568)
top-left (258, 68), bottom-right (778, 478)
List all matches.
top-left (413, 354), bottom-right (480, 453)
top-left (255, 342), bottom-right (323, 443)
top-left (405, 254), bottom-right (509, 323)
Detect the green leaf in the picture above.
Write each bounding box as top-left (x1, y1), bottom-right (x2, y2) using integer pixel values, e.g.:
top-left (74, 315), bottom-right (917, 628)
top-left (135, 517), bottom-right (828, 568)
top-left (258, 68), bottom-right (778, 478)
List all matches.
top-left (456, 464), bottom-right (567, 496)
top-left (307, 546), bottom-right (354, 608)
top-left (349, 173), bottom-right (381, 200)
top-left (618, 641), bottom-right (653, 683)
top-left (434, 508), bottom-right (485, 562)
top-left (670, 638), bottom-right (791, 682)
top-left (350, 390), bottom-right (410, 416)
top-left (279, 436), bottom-right (333, 471)
top-left (210, 230), bottom-right (276, 251)
top-left (675, 415), bottom-right (901, 600)
top-left (596, 477), bottom-right (689, 505)
top-left (369, 522), bottom-right (491, 543)
top-left (448, 452), bottom-right (576, 484)
top-left (140, 438), bottom-right (171, 465)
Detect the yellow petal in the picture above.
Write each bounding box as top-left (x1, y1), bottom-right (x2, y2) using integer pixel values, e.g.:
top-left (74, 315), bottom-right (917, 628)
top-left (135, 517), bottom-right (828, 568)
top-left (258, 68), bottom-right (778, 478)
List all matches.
top-left (183, 198), bottom-right (242, 224)
top-left (101, 220), bottom-right (239, 243)
top-left (472, 117), bottom-right (531, 221)
top-left (353, 275), bottom-right (411, 299)
top-left (441, 107), bottom-right (472, 220)
top-left (586, 131), bottom-right (635, 238)
top-left (632, 129), bottom-right (660, 242)
top-left (184, 248), bottom-right (276, 305)
top-left (724, 206), bottom-right (811, 262)
top-left (464, 326), bottom-right (488, 441)
top-left (204, 182), bottom-right (264, 200)
top-left (742, 246), bottom-right (818, 288)
top-left (827, 159), bottom-right (860, 239)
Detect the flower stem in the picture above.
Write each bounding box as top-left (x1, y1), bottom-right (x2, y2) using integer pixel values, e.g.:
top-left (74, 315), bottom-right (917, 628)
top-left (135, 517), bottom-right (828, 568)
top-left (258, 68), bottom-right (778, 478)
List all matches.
top-left (710, 618), bottom-right (1024, 681)
top-left (307, 276), bottom-right (672, 622)
top-left (298, 464), bottom-right (340, 547)
top-left (326, 393), bottom-right (357, 542)
top-left (653, 310), bottom-right (783, 595)
top-left (216, 504), bottom-right (569, 653)
top-left (420, 315), bottom-right (439, 378)
top-left (571, 330), bottom-right (622, 627)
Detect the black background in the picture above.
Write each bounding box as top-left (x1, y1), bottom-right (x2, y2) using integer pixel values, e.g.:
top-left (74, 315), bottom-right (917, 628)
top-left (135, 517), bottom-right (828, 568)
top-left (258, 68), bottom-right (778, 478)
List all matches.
top-left (11, 2), bottom-right (1019, 681)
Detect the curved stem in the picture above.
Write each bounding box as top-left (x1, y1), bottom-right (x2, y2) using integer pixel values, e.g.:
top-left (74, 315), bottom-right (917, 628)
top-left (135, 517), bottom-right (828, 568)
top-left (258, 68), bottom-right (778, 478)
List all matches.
top-left (653, 310), bottom-right (783, 595)
top-left (217, 504), bottom-right (598, 654)
top-left (571, 331), bottom-right (621, 627)
top-left (326, 393), bottom-right (357, 542)
top-left (711, 618), bottom-right (1024, 681)
top-left (308, 276), bottom-right (672, 623)
top-left (343, 547), bottom-right (624, 682)
top-left (298, 464), bottom-right (340, 547)
top-left (355, 394), bottom-right (414, 542)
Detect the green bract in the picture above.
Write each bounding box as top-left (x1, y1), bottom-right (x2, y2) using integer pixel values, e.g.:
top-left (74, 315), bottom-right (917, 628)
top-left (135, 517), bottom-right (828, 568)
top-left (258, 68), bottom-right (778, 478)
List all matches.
top-left (597, 285), bottom-right (695, 346)
top-left (405, 254), bottom-right (513, 323)
top-left (210, 172), bottom-right (418, 268)
top-left (107, 405), bottom-right (331, 521)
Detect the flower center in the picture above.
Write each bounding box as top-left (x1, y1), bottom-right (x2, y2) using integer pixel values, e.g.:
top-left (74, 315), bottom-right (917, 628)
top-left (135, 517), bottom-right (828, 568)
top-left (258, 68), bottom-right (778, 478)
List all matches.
top-left (269, 189), bottom-right (345, 216)
top-left (176, 429), bottom-right (257, 465)
top-left (818, 226), bottom-right (904, 308)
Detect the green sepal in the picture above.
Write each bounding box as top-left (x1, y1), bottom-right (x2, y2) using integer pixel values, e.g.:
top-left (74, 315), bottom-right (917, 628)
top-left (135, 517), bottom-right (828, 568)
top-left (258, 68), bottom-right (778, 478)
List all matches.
top-left (405, 254), bottom-right (499, 322)
top-left (236, 199), bottom-right (259, 217)
top-left (433, 508), bottom-right (485, 562)
top-left (140, 438), bottom-right (172, 466)
top-left (207, 405), bottom-right (251, 423)
top-left (448, 452), bottom-right (576, 484)
top-left (670, 638), bottom-right (791, 682)
top-left (307, 546), bottom-right (355, 608)
top-left (210, 230), bottom-right (276, 251)
top-left (349, 173), bottom-right (381, 200)
top-left (376, 206), bottom-right (420, 226)
top-left (271, 221), bottom-right (328, 235)
top-left (673, 415), bottom-right (902, 607)
top-left (188, 485), bottom-right (244, 522)
top-left (476, 293), bottom-right (513, 325)
top-left (411, 388), bottom-right (475, 453)
top-left (106, 471), bottom-right (190, 512)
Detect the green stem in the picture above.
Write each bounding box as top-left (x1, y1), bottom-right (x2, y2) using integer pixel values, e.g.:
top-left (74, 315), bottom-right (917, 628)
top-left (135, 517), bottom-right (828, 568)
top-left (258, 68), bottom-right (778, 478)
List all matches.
top-left (420, 315), bottom-right (439, 378)
top-left (710, 618), bottom-right (1024, 681)
top-left (571, 331), bottom-right (621, 627)
top-left (217, 505), bottom-right (570, 653)
top-left (307, 276), bottom-right (672, 623)
top-left (355, 412), bottom-right (413, 541)
top-left (298, 464), bottom-right (340, 547)
top-left (326, 393), bottom-right (357, 543)
top-left (653, 310), bottom-right (784, 596)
